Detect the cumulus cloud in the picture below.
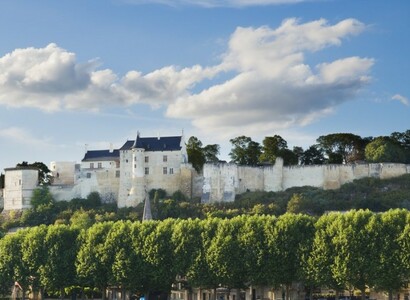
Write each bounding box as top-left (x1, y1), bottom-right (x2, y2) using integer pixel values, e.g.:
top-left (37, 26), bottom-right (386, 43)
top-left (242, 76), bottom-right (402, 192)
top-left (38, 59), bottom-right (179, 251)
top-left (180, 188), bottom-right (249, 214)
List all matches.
top-left (0, 18), bottom-right (374, 138)
top-left (392, 94), bottom-right (409, 106)
top-left (167, 18), bottom-right (373, 137)
top-left (0, 44), bottom-right (218, 111)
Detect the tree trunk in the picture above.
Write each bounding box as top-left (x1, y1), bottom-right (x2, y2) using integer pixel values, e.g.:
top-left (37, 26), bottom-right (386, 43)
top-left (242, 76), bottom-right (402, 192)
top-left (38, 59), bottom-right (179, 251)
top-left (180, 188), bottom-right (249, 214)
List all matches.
top-left (286, 285), bottom-right (290, 300)
top-left (360, 288), bottom-right (366, 300)
top-left (101, 286), bottom-right (106, 300)
top-left (335, 289), bottom-right (339, 300)
top-left (61, 288), bottom-right (65, 300)
top-left (22, 287), bottom-right (26, 300)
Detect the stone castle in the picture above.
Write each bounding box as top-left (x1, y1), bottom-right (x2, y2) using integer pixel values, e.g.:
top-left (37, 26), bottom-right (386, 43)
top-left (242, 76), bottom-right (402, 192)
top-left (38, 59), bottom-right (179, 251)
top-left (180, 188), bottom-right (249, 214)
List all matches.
top-left (1, 132), bottom-right (410, 211)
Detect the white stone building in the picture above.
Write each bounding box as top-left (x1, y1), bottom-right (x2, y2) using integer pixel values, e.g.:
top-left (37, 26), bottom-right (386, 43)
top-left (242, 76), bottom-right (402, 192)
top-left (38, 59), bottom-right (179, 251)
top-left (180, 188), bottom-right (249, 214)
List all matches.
top-left (1, 133), bottom-right (196, 211)
top-left (2, 167), bottom-right (39, 211)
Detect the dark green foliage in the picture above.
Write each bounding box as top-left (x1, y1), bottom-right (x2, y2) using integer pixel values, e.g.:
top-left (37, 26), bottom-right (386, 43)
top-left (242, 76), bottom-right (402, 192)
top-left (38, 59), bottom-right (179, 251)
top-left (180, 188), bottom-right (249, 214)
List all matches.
top-left (16, 161), bottom-right (52, 185)
top-left (186, 136), bottom-right (220, 172)
top-left (229, 136), bottom-right (262, 165)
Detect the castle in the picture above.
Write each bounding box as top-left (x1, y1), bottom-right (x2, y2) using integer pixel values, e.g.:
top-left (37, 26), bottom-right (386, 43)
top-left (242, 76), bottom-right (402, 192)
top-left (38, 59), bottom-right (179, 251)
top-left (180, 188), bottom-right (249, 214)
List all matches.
top-left (1, 132), bottom-right (410, 211)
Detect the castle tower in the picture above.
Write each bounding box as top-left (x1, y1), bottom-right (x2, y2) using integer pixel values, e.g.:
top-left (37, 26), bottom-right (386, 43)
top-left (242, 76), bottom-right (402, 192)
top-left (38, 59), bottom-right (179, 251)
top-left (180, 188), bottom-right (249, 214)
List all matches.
top-left (126, 140), bottom-right (146, 207)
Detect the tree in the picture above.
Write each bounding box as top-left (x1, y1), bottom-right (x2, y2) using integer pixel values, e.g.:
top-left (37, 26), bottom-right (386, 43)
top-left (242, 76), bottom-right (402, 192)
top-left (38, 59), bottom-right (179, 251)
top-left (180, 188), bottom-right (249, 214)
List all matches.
top-left (186, 136), bottom-right (220, 172)
top-left (31, 186), bottom-right (54, 209)
top-left (306, 213), bottom-right (345, 300)
top-left (259, 135), bottom-right (288, 164)
top-left (21, 225), bottom-right (48, 300)
top-left (317, 133), bottom-right (368, 164)
top-left (331, 210), bottom-right (379, 300)
top-left (365, 136), bottom-right (407, 163)
top-left (374, 209), bottom-right (410, 300)
top-left (229, 136), bottom-right (262, 165)
top-left (41, 225), bottom-right (79, 299)
top-left (265, 213), bottom-right (315, 300)
top-left (76, 222), bottom-right (114, 300)
top-left (300, 145), bottom-right (325, 165)
top-left (0, 229), bottom-right (30, 299)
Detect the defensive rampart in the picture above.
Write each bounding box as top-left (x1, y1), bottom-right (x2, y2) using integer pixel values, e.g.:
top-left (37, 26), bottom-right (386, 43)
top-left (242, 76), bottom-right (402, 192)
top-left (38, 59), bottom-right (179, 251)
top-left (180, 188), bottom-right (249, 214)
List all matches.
top-left (201, 158), bottom-right (410, 203)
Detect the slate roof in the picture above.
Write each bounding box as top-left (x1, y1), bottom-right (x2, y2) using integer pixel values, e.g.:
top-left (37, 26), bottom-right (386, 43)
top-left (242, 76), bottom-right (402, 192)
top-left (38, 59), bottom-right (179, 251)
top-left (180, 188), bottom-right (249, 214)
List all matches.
top-left (120, 136), bottom-right (182, 152)
top-left (82, 150), bottom-right (120, 162)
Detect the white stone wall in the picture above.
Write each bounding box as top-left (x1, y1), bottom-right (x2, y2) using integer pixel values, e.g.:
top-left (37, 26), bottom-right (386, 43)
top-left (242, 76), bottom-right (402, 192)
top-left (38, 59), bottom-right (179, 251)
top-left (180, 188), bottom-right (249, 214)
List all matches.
top-left (3, 169), bottom-right (38, 210)
top-left (50, 161), bottom-right (76, 185)
top-left (203, 160), bottom-right (410, 203)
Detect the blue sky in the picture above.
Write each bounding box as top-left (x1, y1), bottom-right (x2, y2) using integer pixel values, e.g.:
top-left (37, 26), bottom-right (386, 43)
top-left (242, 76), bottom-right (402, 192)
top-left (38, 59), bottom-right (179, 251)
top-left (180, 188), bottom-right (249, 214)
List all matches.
top-left (0, 0), bottom-right (409, 171)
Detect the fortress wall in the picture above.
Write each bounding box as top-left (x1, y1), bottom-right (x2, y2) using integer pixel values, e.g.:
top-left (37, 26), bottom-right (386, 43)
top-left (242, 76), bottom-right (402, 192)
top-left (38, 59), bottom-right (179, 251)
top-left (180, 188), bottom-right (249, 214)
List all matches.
top-left (236, 166), bottom-right (264, 193)
top-left (50, 161), bottom-right (76, 185)
top-left (282, 165), bottom-right (325, 190)
top-left (202, 164), bottom-right (239, 203)
top-left (379, 163), bottom-right (408, 179)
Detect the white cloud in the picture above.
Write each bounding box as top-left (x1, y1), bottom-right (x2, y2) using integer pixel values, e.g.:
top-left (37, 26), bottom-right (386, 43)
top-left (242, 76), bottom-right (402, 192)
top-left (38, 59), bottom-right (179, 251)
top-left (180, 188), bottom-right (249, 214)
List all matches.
top-left (167, 18), bottom-right (373, 137)
top-left (0, 44), bottom-right (218, 111)
top-left (0, 18), bottom-right (373, 140)
top-left (0, 127), bottom-right (53, 148)
top-left (392, 94), bottom-right (409, 106)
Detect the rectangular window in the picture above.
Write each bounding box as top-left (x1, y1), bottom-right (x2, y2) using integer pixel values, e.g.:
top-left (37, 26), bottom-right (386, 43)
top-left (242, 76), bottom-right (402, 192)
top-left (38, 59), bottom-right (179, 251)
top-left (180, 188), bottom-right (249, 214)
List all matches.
top-left (98, 162), bottom-right (102, 168)
top-left (163, 155), bottom-right (167, 162)
top-left (90, 162), bottom-right (94, 169)
top-left (87, 173), bottom-right (91, 178)
top-left (116, 170), bottom-right (120, 178)
top-left (145, 167), bottom-right (149, 175)
top-left (169, 168), bottom-right (174, 174)
top-left (163, 167), bottom-right (167, 175)
top-left (145, 156), bottom-right (149, 163)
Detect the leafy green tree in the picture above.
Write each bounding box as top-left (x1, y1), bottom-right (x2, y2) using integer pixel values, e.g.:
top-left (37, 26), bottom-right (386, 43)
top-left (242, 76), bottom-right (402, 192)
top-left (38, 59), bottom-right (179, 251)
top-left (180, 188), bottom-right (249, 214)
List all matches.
top-left (306, 213), bottom-right (344, 300)
top-left (31, 186), bottom-right (54, 209)
top-left (265, 213), bottom-right (315, 300)
top-left (238, 215), bottom-right (272, 286)
top-left (142, 219), bottom-right (177, 293)
top-left (259, 135), bottom-right (288, 164)
top-left (0, 229), bottom-right (30, 299)
top-left (187, 218), bottom-right (220, 296)
top-left (186, 136), bottom-right (220, 172)
top-left (374, 210), bottom-right (410, 300)
top-left (171, 219), bottom-right (203, 278)
top-left (76, 222), bottom-right (114, 300)
top-left (365, 136), bottom-right (407, 163)
top-left (317, 133), bottom-right (368, 164)
top-left (331, 210), bottom-right (379, 300)
top-left (300, 145), bottom-right (325, 165)
top-left (206, 218), bottom-right (247, 290)
top-left (186, 136), bottom-right (206, 172)
top-left (21, 225), bottom-right (48, 299)
top-left (390, 130), bottom-right (410, 150)
top-left (203, 144), bottom-right (220, 163)
top-left (41, 225), bottom-right (79, 299)
top-left (229, 136), bottom-right (261, 165)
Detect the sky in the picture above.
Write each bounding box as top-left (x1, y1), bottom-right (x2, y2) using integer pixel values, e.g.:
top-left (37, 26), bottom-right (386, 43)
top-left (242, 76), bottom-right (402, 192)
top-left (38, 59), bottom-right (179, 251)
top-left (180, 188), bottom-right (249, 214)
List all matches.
top-left (0, 0), bottom-right (409, 171)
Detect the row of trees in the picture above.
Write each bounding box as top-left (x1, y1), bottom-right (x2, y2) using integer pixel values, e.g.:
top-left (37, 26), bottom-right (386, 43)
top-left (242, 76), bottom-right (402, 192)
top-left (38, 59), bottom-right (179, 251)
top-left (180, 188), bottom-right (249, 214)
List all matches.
top-left (1, 210), bottom-right (410, 300)
top-left (187, 130), bottom-right (410, 171)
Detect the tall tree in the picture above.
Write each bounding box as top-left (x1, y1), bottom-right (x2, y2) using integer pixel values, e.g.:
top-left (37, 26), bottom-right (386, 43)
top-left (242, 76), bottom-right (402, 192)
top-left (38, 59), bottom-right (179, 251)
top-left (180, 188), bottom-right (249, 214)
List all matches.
top-left (0, 229), bottom-right (30, 299)
top-left (76, 222), bottom-right (114, 300)
top-left (331, 210), bottom-right (379, 300)
top-left (300, 145), bottom-right (325, 165)
top-left (186, 136), bottom-right (220, 172)
top-left (41, 225), bottom-right (79, 299)
top-left (229, 136), bottom-right (262, 165)
top-left (374, 209), bottom-right (410, 300)
top-left (265, 213), bottom-right (315, 300)
top-left (317, 133), bottom-right (368, 164)
top-left (259, 135), bottom-right (288, 164)
top-left (365, 136), bottom-right (408, 163)
top-left (22, 225), bottom-right (48, 300)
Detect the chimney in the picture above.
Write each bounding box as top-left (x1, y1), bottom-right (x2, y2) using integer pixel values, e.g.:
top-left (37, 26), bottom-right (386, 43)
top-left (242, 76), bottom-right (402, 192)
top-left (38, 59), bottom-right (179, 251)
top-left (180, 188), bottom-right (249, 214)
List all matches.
top-left (157, 132), bottom-right (160, 140)
top-left (109, 143), bottom-right (114, 153)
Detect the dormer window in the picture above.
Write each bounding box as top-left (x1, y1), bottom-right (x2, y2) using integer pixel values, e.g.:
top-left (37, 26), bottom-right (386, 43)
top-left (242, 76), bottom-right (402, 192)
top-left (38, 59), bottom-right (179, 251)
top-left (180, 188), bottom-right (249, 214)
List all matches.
top-left (163, 155), bottom-right (167, 162)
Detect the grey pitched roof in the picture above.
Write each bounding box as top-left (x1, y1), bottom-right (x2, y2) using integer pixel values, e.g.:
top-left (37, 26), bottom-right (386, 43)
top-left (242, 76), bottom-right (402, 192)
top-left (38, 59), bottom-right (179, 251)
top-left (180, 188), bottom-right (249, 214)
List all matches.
top-left (120, 136), bottom-right (182, 152)
top-left (82, 150), bottom-right (120, 162)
